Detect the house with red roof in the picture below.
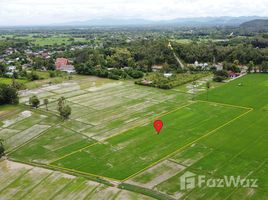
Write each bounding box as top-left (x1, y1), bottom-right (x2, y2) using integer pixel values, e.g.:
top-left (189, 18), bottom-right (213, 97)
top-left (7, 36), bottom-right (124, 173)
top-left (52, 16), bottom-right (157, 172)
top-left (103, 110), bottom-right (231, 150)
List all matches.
top-left (55, 58), bottom-right (75, 73)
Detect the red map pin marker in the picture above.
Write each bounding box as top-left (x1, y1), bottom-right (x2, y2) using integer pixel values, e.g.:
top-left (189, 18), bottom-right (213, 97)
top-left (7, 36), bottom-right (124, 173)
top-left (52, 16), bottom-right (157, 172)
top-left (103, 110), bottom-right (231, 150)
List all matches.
top-left (154, 120), bottom-right (163, 134)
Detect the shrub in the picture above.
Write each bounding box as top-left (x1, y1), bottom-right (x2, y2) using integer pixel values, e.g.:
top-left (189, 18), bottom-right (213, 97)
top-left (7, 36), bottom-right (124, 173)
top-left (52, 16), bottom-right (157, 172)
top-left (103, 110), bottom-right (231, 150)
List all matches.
top-left (0, 84), bottom-right (19, 105)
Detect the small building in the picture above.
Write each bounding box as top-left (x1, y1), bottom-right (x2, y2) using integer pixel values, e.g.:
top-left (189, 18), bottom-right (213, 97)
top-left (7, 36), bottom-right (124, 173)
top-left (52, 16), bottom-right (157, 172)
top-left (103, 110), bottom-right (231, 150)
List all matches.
top-left (152, 65), bottom-right (163, 72)
top-left (228, 71), bottom-right (240, 78)
top-left (214, 63), bottom-right (223, 71)
top-left (7, 66), bottom-right (16, 72)
top-left (58, 65), bottom-right (76, 73)
top-left (164, 73), bottom-right (173, 78)
top-left (141, 80), bottom-right (153, 85)
top-left (55, 58), bottom-right (75, 73)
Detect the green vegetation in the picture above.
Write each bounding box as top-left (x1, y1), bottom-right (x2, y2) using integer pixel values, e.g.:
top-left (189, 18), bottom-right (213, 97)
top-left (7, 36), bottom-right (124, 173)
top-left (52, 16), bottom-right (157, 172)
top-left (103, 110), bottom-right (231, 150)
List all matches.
top-left (0, 84), bottom-right (19, 105)
top-left (0, 138), bottom-right (4, 157)
top-left (0, 160), bottom-right (152, 200)
top-left (198, 73), bottom-right (268, 109)
top-left (0, 25), bottom-right (268, 199)
top-left (1, 73), bottom-right (267, 199)
top-left (0, 77), bottom-right (28, 85)
top-left (51, 102), bottom-right (246, 180)
top-left (57, 97), bottom-right (72, 119)
top-left (29, 95), bottom-right (40, 108)
top-left (155, 74), bottom-right (268, 199)
top-left (136, 72), bottom-right (209, 89)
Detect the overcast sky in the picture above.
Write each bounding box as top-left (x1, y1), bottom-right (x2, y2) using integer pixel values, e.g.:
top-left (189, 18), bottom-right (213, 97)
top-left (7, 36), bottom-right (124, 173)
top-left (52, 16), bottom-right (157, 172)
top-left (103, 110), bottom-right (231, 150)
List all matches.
top-left (0, 0), bottom-right (267, 26)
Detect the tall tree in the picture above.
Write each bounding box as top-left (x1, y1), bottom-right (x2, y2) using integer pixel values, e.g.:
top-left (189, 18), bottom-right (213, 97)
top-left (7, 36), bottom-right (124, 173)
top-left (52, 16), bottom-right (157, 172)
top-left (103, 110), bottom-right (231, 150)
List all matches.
top-left (43, 99), bottom-right (49, 111)
top-left (29, 95), bottom-right (40, 108)
top-left (206, 81), bottom-right (211, 100)
top-left (0, 138), bottom-right (5, 158)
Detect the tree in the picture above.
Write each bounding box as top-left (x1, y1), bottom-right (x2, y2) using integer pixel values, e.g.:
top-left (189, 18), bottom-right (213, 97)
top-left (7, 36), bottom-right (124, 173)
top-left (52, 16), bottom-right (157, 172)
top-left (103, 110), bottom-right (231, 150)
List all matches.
top-left (57, 97), bottom-right (66, 113)
top-left (43, 99), bottom-right (49, 111)
top-left (191, 76), bottom-right (198, 100)
top-left (0, 84), bottom-right (19, 105)
top-left (206, 81), bottom-right (211, 100)
top-left (0, 138), bottom-right (4, 158)
top-left (248, 61), bottom-right (254, 73)
top-left (29, 95), bottom-right (40, 108)
top-left (57, 97), bottom-right (71, 120)
top-left (60, 105), bottom-right (72, 119)
top-left (260, 61), bottom-right (268, 72)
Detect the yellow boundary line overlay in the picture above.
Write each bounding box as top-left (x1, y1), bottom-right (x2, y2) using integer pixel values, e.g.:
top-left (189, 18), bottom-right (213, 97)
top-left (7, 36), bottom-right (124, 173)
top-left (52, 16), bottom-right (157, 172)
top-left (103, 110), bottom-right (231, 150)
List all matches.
top-left (49, 102), bottom-right (196, 164)
top-left (49, 101), bottom-right (253, 182)
top-left (197, 100), bottom-right (253, 110)
top-left (122, 108), bottom-right (253, 182)
top-left (47, 164), bottom-right (121, 182)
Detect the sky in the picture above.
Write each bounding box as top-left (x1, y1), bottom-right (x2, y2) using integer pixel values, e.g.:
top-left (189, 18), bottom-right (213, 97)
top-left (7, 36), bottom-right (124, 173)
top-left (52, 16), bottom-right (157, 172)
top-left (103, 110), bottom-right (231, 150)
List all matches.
top-left (0, 0), bottom-right (267, 26)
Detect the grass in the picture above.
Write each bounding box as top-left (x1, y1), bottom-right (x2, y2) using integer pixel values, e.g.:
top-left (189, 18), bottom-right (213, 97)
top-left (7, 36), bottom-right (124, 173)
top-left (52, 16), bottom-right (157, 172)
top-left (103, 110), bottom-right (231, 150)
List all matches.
top-left (0, 160), bottom-right (144, 200)
top-left (12, 34), bottom-right (90, 46)
top-left (0, 77), bottom-right (28, 85)
top-left (51, 101), bottom-right (246, 180)
top-left (10, 125), bottom-right (94, 164)
top-left (154, 74), bottom-right (268, 199)
top-left (198, 73), bottom-right (268, 109)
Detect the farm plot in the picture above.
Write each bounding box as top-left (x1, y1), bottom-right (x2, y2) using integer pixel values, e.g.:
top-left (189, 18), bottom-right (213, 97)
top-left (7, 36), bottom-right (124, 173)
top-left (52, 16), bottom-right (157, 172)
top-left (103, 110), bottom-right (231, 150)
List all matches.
top-left (51, 101), bottom-right (247, 180)
top-left (153, 74), bottom-right (268, 199)
top-left (23, 78), bottom-right (189, 141)
top-left (9, 125), bottom-right (94, 164)
top-left (0, 110), bottom-right (60, 152)
top-left (7, 77), bottom-right (189, 173)
top-left (154, 111), bottom-right (268, 199)
top-left (198, 73), bottom-right (268, 109)
top-left (0, 160), bottom-right (152, 200)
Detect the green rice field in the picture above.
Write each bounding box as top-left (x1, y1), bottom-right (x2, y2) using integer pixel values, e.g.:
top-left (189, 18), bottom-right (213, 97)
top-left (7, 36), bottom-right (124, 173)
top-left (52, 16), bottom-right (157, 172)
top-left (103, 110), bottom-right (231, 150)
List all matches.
top-left (0, 74), bottom-right (267, 199)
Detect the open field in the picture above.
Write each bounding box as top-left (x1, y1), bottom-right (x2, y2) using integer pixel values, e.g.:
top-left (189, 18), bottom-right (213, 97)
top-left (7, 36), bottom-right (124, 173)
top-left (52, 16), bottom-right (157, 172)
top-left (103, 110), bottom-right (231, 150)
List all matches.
top-left (0, 160), bottom-right (153, 200)
top-left (50, 101), bottom-right (247, 180)
top-left (198, 73), bottom-right (268, 109)
top-left (8, 34), bottom-right (90, 46)
top-left (1, 74), bottom-right (267, 199)
top-left (0, 78), bottom-right (28, 85)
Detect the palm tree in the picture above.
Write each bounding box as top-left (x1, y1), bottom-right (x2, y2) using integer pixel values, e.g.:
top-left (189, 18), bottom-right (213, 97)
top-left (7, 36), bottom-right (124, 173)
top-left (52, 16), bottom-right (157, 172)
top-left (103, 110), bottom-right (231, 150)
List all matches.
top-left (0, 138), bottom-right (5, 157)
top-left (206, 81), bottom-right (211, 100)
top-left (192, 79), bottom-right (197, 100)
top-left (43, 99), bottom-right (49, 111)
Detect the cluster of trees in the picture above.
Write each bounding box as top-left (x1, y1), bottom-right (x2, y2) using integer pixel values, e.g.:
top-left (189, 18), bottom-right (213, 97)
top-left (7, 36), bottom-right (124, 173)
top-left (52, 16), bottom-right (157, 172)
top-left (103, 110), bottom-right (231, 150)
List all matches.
top-left (136, 72), bottom-right (208, 89)
top-left (0, 84), bottom-right (19, 105)
top-left (0, 62), bottom-right (42, 81)
top-left (75, 65), bottom-right (144, 80)
top-left (57, 97), bottom-right (71, 120)
top-left (29, 95), bottom-right (71, 120)
top-left (73, 39), bottom-right (179, 79)
top-left (173, 41), bottom-right (268, 65)
top-left (213, 70), bottom-right (229, 82)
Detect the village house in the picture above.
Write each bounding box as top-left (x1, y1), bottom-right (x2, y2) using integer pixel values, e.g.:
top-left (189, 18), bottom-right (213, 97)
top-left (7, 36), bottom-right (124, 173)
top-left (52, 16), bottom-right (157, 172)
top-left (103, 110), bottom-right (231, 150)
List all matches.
top-left (194, 61), bottom-right (209, 69)
top-left (152, 65), bottom-right (163, 72)
top-left (214, 63), bottom-right (223, 71)
top-left (163, 73), bottom-right (173, 78)
top-left (55, 58), bottom-right (75, 73)
top-left (228, 70), bottom-right (240, 78)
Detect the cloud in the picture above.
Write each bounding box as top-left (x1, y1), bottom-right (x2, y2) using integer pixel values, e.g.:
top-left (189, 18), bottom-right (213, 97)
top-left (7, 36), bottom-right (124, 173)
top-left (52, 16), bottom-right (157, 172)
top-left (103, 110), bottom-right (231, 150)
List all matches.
top-left (0, 0), bottom-right (267, 25)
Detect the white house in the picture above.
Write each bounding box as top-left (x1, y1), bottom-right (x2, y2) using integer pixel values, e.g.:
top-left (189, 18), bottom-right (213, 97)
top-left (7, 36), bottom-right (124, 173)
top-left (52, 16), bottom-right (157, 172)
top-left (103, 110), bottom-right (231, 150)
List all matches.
top-left (164, 73), bottom-right (173, 78)
top-left (7, 66), bottom-right (16, 72)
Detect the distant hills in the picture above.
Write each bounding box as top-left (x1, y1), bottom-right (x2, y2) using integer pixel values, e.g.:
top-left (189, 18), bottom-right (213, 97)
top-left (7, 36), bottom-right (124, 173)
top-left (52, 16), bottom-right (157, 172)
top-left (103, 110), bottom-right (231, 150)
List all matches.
top-left (53, 16), bottom-right (268, 27)
top-left (240, 19), bottom-right (268, 31)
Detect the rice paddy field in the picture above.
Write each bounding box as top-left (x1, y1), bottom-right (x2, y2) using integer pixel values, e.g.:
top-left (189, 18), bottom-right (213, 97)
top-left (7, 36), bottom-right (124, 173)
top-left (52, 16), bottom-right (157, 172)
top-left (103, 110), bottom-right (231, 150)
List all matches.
top-left (1, 74), bottom-right (267, 199)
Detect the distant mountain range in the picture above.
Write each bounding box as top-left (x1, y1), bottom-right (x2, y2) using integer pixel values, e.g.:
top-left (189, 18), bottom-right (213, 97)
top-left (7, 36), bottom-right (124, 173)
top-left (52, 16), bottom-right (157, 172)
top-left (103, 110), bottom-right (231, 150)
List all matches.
top-left (240, 19), bottom-right (268, 31)
top-left (53, 16), bottom-right (268, 27)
